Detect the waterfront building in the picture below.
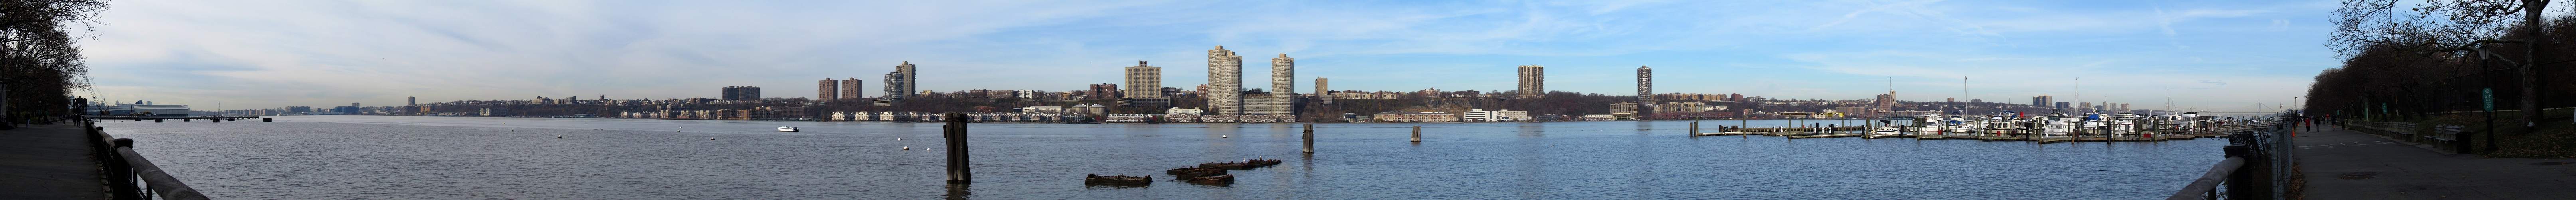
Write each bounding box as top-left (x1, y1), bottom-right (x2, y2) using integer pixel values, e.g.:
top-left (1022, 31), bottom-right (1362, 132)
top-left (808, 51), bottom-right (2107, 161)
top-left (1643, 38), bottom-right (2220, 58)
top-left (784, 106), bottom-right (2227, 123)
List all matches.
top-left (817, 78), bottom-right (839, 101)
top-left (1637, 66), bottom-right (1652, 104)
top-left (1269, 53), bottom-right (1294, 113)
top-left (1518, 65), bottom-right (1544, 98)
top-left (1020, 106), bottom-right (1064, 113)
top-left (1124, 61), bottom-right (1162, 98)
top-left (1609, 102), bottom-right (1641, 120)
top-left (1207, 46), bottom-right (1244, 115)
top-left (1373, 111), bottom-right (1461, 122)
top-left (1661, 102), bottom-right (1708, 113)
top-left (1581, 114), bottom-right (1616, 121)
top-left (1165, 108), bottom-right (1204, 115)
top-left (1461, 109), bottom-right (1493, 122)
top-left (1105, 114), bottom-right (1155, 123)
top-left (1071, 104), bottom-right (1109, 115)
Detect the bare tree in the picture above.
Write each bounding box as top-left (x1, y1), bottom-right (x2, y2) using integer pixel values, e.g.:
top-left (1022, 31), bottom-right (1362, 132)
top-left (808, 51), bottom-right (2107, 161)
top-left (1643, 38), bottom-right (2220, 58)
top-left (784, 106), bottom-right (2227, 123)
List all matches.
top-left (0, 0), bottom-right (110, 128)
top-left (2329, 0), bottom-right (2555, 130)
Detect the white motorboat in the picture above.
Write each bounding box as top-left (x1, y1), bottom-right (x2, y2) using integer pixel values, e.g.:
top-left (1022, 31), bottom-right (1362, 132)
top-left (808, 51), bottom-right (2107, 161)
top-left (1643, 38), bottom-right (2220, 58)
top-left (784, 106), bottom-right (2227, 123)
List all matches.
top-left (776, 126), bottom-right (800, 132)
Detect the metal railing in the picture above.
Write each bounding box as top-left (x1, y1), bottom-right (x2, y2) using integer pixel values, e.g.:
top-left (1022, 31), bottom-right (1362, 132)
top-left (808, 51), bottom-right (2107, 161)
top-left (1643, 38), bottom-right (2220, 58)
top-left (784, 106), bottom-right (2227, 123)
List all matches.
top-left (2168, 122), bottom-right (2294, 200)
top-left (83, 117), bottom-right (209, 200)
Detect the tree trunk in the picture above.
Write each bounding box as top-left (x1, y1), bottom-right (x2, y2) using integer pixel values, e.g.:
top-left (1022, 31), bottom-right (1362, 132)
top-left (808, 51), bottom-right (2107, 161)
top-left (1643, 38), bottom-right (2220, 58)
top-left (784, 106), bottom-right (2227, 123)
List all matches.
top-left (2520, 0), bottom-right (2548, 131)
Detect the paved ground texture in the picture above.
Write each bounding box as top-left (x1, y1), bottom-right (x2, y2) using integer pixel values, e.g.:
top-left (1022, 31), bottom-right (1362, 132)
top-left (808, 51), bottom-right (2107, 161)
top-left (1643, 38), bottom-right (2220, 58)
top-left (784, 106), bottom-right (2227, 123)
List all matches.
top-left (0, 123), bottom-right (105, 199)
top-left (2298, 125), bottom-right (2576, 200)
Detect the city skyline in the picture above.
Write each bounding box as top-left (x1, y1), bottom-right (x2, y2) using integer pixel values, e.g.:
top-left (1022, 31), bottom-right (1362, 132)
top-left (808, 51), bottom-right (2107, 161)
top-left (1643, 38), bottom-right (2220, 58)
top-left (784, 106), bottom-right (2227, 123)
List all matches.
top-left (80, 1), bottom-right (2331, 111)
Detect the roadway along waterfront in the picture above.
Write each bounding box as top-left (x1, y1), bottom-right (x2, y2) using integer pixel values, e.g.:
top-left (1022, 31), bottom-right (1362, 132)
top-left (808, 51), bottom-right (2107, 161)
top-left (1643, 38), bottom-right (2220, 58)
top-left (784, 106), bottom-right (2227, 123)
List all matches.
top-left (103, 116), bottom-right (2226, 199)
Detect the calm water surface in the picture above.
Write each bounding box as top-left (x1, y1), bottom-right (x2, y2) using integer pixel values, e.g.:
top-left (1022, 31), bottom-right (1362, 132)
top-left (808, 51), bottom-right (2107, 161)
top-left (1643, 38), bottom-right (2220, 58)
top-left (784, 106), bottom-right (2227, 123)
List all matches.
top-left (103, 116), bottom-right (2224, 199)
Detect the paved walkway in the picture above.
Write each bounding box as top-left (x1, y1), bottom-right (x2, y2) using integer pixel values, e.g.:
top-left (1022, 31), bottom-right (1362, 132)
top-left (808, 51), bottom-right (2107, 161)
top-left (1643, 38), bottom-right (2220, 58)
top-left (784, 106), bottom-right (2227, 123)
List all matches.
top-left (2297, 125), bottom-right (2576, 199)
top-left (0, 123), bottom-right (105, 200)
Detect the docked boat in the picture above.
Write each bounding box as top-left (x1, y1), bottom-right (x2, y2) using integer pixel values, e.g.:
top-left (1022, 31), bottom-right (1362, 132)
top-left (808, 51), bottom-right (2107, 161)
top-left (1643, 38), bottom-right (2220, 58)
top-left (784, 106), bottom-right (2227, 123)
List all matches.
top-left (776, 126), bottom-right (799, 132)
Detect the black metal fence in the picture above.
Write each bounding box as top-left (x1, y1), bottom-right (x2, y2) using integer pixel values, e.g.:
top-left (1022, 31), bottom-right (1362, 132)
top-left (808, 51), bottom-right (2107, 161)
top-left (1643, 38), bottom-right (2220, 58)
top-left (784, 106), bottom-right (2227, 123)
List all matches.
top-left (2167, 122), bottom-right (2294, 200)
top-left (82, 117), bottom-right (209, 200)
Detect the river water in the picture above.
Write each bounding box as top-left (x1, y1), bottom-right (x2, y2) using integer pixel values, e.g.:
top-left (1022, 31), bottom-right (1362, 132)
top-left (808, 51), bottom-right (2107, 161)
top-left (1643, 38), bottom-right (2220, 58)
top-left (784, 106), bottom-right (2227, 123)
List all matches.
top-left (101, 116), bottom-right (2224, 199)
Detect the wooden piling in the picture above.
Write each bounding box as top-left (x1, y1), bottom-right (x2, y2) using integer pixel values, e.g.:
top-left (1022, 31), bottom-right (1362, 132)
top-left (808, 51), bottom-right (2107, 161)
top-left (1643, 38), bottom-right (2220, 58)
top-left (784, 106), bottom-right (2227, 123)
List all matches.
top-left (1410, 126), bottom-right (1421, 142)
top-left (1302, 124), bottom-right (1315, 153)
top-left (944, 112), bottom-right (970, 184)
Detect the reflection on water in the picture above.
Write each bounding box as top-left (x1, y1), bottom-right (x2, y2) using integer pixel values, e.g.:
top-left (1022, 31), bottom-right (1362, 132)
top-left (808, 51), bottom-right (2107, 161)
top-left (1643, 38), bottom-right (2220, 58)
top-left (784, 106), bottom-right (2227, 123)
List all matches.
top-left (105, 116), bottom-right (2225, 199)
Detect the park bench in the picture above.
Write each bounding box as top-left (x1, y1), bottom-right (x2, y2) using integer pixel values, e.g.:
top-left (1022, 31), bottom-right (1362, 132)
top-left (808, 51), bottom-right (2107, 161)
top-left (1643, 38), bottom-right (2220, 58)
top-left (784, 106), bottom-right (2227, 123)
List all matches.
top-left (2431, 125), bottom-right (2469, 153)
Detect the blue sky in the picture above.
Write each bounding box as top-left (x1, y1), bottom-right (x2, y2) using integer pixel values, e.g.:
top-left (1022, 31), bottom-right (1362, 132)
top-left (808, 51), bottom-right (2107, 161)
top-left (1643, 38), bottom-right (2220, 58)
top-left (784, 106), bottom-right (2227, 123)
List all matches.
top-left (82, 0), bottom-right (2339, 112)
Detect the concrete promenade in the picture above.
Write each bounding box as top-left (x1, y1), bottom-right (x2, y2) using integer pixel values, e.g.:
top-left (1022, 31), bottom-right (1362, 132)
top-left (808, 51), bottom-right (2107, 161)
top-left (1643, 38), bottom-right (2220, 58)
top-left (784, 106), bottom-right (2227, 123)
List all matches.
top-left (2297, 125), bottom-right (2576, 199)
top-left (0, 123), bottom-right (105, 200)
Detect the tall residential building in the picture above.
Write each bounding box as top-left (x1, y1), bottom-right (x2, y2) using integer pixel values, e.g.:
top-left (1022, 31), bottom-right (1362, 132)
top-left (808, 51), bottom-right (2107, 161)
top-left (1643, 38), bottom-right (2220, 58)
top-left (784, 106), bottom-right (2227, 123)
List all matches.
top-left (722, 86), bottom-right (762, 101)
top-left (1636, 66), bottom-right (1652, 104)
top-left (882, 72), bottom-right (905, 100)
top-left (1517, 65), bottom-right (1545, 98)
top-left (1123, 61), bottom-right (1161, 98)
top-left (1267, 53), bottom-right (1294, 114)
top-left (883, 62), bottom-right (918, 101)
top-left (840, 78), bottom-right (863, 99)
top-left (817, 78), bottom-right (839, 101)
top-left (2031, 95), bottom-right (2052, 108)
top-left (1207, 46), bottom-right (1244, 114)
top-left (1315, 77), bottom-right (1330, 104)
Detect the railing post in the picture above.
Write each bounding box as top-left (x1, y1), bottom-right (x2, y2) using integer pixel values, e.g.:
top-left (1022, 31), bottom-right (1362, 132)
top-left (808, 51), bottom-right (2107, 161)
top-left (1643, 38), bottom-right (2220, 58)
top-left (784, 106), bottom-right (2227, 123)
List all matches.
top-left (109, 138), bottom-right (140, 200)
top-left (2222, 144), bottom-right (2254, 199)
top-left (944, 112), bottom-right (969, 184)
